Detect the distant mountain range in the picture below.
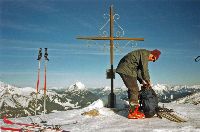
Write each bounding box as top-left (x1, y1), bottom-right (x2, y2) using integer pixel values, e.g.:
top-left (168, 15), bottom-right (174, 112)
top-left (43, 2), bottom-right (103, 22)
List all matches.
top-left (152, 84), bottom-right (200, 102)
top-left (172, 92), bottom-right (200, 105)
top-left (0, 81), bottom-right (200, 118)
top-left (0, 81), bottom-right (98, 118)
top-left (91, 84), bottom-right (200, 103)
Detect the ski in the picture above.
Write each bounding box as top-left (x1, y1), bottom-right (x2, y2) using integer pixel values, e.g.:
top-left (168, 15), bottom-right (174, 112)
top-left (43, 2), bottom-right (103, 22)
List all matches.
top-left (1, 126), bottom-right (70, 132)
top-left (37, 116), bottom-right (78, 126)
top-left (157, 112), bottom-right (186, 123)
top-left (3, 116), bottom-right (44, 131)
top-left (157, 107), bottom-right (187, 123)
top-left (35, 48), bottom-right (42, 116)
top-left (3, 116), bottom-right (35, 126)
top-left (2, 117), bottom-right (70, 132)
top-left (1, 126), bottom-right (22, 132)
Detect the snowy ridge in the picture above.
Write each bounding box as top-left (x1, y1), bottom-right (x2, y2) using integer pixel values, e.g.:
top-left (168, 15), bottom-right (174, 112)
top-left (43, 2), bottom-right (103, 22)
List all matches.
top-left (1, 80), bottom-right (200, 120)
top-left (152, 84), bottom-right (200, 93)
top-left (0, 82), bottom-right (34, 108)
top-left (173, 92), bottom-right (200, 105)
top-left (101, 86), bottom-right (111, 91)
top-left (0, 82), bottom-right (57, 109)
top-left (153, 84), bottom-right (169, 93)
top-left (0, 81), bottom-right (98, 118)
top-left (67, 82), bottom-right (87, 91)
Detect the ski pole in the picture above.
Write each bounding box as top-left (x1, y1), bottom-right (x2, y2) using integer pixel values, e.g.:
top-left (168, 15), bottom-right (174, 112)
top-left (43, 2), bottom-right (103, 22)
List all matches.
top-left (43, 48), bottom-right (49, 117)
top-left (35, 48), bottom-right (42, 116)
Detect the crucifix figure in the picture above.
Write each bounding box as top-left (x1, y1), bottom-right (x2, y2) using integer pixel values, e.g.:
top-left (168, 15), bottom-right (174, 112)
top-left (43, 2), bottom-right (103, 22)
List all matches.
top-left (77, 5), bottom-right (144, 108)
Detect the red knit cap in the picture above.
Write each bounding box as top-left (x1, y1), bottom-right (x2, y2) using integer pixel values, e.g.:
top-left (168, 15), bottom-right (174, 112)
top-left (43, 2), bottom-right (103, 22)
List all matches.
top-left (151, 49), bottom-right (161, 59)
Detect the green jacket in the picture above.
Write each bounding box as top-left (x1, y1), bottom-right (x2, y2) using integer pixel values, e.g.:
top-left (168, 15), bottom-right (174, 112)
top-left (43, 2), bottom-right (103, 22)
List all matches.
top-left (116, 49), bottom-right (151, 81)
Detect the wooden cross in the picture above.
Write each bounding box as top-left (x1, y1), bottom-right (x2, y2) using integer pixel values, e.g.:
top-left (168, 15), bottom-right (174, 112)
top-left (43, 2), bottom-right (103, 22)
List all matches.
top-left (77, 5), bottom-right (144, 108)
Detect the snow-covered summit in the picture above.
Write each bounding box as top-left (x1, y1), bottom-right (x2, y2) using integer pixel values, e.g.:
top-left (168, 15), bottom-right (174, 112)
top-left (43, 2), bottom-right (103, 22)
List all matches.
top-left (101, 86), bottom-right (111, 91)
top-left (152, 84), bottom-right (169, 94)
top-left (67, 82), bottom-right (87, 91)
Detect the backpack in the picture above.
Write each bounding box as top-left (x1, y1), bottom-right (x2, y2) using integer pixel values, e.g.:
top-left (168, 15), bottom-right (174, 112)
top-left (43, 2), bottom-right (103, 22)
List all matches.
top-left (139, 88), bottom-right (159, 118)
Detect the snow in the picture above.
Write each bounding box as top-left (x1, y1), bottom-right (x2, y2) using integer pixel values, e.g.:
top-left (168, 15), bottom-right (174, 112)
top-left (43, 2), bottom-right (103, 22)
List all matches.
top-left (119, 85), bottom-right (127, 91)
top-left (1, 98), bottom-right (199, 132)
top-left (53, 98), bottom-right (77, 109)
top-left (102, 86), bottom-right (111, 91)
top-left (0, 82), bottom-right (34, 97)
top-left (0, 81), bottom-right (80, 110)
top-left (172, 92), bottom-right (200, 105)
top-left (83, 99), bottom-right (104, 112)
top-left (18, 87), bottom-right (35, 96)
top-left (0, 84), bottom-right (35, 108)
top-left (67, 82), bottom-right (87, 91)
top-left (153, 84), bottom-right (168, 91)
top-left (152, 84), bottom-right (169, 94)
top-left (2, 96), bottom-right (16, 108)
top-left (13, 95), bottom-right (30, 108)
top-left (0, 81), bottom-right (200, 131)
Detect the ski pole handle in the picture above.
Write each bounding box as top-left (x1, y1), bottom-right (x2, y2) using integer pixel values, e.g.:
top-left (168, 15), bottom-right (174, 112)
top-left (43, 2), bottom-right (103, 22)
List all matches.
top-left (195, 56), bottom-right (200, 62)
top-left (44, 48), bottom-right (49, 61)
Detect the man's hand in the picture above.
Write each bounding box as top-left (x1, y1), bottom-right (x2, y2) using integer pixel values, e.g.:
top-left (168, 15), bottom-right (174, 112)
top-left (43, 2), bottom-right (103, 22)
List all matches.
top-left (142, 80), bottom-right (152, 89)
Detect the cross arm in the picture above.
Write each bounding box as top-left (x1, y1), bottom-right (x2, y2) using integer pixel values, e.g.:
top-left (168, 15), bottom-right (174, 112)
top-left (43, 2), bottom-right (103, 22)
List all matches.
top-left (113, 37), bottom-right (144, 41)
top-left (77, 36), bottom-right (144, 41)
top-left (77, 36), bottom-right (111, 40)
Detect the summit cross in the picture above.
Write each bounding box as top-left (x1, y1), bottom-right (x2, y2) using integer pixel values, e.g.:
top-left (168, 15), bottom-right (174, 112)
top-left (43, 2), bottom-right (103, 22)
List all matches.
top-left (77, 5), bottom-right (144, 108)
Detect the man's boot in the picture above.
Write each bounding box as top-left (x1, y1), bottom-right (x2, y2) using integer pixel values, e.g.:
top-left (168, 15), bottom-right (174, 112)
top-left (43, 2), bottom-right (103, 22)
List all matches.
top-left (128, 102), bottom-right (145, 119)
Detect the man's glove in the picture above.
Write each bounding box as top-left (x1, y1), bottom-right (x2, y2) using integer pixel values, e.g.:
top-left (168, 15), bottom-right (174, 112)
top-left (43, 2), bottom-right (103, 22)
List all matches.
top-left (143, 80), bottom-right (152, 89)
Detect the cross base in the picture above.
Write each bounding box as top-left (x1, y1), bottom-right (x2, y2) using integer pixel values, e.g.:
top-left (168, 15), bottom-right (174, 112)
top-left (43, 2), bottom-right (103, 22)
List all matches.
top-left (108, 92), bottom-right (116, 108)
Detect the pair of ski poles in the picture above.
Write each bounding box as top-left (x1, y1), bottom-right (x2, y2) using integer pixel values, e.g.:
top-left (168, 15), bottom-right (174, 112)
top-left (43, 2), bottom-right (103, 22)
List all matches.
top-left (35, 48), bottom-right (49, 118)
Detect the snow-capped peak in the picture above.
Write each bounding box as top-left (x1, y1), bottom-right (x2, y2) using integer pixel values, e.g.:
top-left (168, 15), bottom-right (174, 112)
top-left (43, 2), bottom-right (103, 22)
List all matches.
top-left (67, 82), bottom-right (87, 91)
top-left (102, 86), bottom-right (111, 91)
top-left (152, 84), bottom-right (168, 91)
top-left (19, 87), bottom-right (35, 96)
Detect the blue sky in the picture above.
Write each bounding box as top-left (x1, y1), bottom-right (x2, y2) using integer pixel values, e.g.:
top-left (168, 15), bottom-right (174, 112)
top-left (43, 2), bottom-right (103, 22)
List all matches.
top-left (0, 0), bottom-right (200, 88)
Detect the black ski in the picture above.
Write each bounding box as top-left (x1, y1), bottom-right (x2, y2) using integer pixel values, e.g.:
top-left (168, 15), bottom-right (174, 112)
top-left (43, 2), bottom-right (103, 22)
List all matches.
top-left (157, 106), bottom-right (187, 123)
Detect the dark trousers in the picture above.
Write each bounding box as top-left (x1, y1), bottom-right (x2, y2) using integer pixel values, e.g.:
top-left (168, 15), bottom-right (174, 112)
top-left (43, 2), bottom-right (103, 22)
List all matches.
top-left (119, 73), bottom-right (142, 104)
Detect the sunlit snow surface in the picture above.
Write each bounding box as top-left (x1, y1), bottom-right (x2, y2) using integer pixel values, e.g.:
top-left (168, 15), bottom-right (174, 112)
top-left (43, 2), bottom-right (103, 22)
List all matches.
top-left (0, 99), bottom-right (199, 132)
